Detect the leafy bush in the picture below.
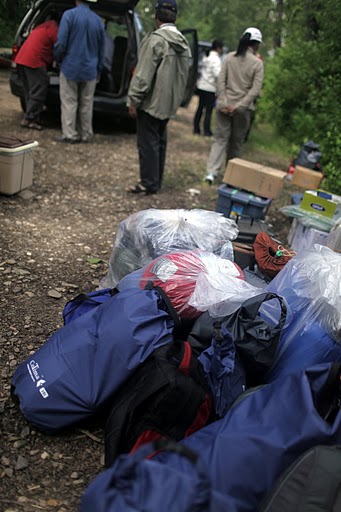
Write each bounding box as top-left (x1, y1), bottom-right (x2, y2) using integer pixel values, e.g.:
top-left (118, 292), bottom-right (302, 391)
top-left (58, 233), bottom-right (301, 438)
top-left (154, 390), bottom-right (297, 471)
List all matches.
top-left (0, 18), bottom-right (17, 47)
top-left (259, 39), bottom-right (341, 195)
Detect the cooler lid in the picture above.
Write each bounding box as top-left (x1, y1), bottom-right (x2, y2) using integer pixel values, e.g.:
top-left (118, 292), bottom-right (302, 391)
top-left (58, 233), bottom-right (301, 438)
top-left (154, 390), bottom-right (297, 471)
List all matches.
top-left (0, 136), bottom-right (35, 149)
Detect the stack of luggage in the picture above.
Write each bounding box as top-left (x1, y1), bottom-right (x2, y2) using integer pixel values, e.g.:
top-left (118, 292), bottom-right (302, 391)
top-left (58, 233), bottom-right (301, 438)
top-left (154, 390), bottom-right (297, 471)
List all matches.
top-left (11, 208), bottom-right (341, 511)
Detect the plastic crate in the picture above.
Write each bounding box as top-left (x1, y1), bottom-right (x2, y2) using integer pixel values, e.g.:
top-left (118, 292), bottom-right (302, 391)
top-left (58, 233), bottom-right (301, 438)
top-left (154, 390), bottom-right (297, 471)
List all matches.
top-left (216, 184), bottom-right (272, 220)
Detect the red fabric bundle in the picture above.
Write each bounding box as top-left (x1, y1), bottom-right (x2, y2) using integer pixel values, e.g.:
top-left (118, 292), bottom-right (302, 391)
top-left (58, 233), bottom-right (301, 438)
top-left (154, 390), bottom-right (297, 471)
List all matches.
top-left (253, 232), bottom-right (295, 279)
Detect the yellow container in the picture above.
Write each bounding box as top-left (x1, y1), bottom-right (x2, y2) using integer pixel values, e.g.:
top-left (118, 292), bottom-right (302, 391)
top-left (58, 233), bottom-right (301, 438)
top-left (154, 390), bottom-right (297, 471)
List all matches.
top-left (0, 140), bottom-right (38, 195)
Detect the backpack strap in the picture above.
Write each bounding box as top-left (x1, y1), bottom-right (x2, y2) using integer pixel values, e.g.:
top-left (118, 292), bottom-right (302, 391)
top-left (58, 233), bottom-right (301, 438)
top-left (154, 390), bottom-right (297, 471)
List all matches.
top-left (144, 281), bottom-right (183, 333)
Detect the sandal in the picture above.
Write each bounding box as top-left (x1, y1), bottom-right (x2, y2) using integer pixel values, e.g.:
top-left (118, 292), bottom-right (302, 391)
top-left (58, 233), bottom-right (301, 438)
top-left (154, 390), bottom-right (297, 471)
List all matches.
top-left (128, 183), bottom-right (156, 195)
top-left (27, 122), bottom-right (43, 131)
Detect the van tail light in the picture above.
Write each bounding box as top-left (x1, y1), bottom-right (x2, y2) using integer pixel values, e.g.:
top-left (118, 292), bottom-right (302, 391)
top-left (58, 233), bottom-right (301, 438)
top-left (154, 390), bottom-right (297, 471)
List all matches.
top-left (12, 43), bottom-right (19, 61)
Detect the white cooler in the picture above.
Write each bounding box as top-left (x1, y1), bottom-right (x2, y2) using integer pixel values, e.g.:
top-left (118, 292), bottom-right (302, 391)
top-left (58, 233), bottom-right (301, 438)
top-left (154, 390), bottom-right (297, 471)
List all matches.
top-left (0, 138), bottom-right (39, 195)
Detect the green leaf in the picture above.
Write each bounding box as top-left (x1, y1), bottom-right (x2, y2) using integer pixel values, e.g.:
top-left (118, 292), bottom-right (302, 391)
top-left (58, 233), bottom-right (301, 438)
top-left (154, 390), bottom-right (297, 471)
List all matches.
top-left (86, 257), bottom-right (103, 264)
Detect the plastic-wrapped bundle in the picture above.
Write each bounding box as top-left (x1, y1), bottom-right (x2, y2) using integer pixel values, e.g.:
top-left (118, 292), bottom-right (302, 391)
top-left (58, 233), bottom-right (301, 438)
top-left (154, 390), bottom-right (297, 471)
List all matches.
top-left (264, 245), bottom-right (341, 381)
top-left (101, 209), bottom-right (239, 287)
top-left (118, 250), bottom-right (245, 320)
top-left (279, 204), bottom-right (335, 231)
top-left (188, 269), bottom-right (263, 317)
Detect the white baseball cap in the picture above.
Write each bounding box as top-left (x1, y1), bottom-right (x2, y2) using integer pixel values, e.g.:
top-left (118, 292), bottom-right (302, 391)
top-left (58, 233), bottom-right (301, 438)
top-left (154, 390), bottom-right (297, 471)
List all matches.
top-left (243, 27), bottom-right (263, 43)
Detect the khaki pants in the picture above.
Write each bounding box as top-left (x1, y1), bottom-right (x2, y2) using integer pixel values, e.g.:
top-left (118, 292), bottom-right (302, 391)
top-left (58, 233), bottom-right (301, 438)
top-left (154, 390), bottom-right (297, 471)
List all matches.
top-left (206, 108), bottom-right (251, 177)
top-left (59, 72), bottom-right (97, 141)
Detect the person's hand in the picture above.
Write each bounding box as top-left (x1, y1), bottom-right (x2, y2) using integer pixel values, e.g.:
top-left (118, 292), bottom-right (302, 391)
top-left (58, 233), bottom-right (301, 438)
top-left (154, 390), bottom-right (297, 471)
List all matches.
top-left (128, 106), bottom-right (137, 119)
top-left (227, 105), bottom-right (237, 115)
top-left (220, 107), bottom-right (230, 114)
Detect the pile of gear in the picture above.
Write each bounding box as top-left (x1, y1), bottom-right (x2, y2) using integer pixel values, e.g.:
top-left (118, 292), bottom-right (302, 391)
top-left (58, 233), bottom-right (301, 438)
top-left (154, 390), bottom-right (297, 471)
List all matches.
top-left (11, 209), bottom-right (341, 511)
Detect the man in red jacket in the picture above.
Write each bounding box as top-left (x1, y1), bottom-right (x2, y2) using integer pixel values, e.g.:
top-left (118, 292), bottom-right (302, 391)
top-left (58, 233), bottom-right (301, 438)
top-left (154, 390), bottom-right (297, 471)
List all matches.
top-left (15, 13), bottom-right (59, 130)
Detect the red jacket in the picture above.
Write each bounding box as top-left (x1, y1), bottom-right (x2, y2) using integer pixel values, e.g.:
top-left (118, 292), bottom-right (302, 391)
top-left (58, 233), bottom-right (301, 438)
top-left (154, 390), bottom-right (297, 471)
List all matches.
top-left (15, 20), bottom-right (59, 69)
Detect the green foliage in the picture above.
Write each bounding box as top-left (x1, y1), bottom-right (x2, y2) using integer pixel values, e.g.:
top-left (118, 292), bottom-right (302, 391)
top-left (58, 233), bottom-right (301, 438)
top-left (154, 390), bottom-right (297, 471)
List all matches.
top-left (258, 0), bottom-right (341, 195)
top-left (0, 18), bottom-right (17, 47)
top-left (0, 0), bottom-right (31, 46)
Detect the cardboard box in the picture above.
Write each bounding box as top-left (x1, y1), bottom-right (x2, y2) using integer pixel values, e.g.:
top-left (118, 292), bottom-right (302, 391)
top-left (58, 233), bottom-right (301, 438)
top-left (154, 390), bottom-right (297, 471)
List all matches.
top-left (290, 221), bottom-right (329, 252)
top-left (300, 190), bottom-right (338, 218)
top-left (0, 141), bottom-right (38, 195)
top-left (223, 158), bottom-right (286, 199)
top-left (291, 165), bottom-right (323, 190)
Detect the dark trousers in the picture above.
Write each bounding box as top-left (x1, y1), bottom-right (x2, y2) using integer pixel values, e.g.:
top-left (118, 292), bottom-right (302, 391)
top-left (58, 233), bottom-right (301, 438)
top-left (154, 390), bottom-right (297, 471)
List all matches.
top-left (136, 110), bottom-right (169, 193)
top-left (193, 89), bottom-right (216, 135)
top-left (17, 64), bottom-right (48, 121)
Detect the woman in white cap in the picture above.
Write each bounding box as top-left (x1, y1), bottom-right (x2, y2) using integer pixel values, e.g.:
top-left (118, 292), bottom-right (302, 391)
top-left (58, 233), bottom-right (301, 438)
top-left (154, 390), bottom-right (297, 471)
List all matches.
top-left (204, 27), bottom-right (264, 184)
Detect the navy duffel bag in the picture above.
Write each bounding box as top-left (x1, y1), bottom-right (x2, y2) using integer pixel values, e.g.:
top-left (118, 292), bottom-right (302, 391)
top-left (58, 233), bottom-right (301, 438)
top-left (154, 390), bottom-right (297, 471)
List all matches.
top-left (11, 288), bottom-right (176, 433)
top-left (153, 363), bottom-right (341, 511)
top-left (81, 440), bottom-right (232, 512)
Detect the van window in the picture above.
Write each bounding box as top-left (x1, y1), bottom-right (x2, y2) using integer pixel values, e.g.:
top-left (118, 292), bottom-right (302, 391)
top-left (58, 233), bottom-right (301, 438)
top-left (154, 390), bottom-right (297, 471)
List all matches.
top-left (97, 16), bottom-right (129, 94)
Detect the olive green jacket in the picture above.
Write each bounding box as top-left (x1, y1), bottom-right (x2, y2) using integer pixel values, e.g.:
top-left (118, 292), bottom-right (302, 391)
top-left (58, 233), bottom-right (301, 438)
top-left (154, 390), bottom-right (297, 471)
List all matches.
top-left (216, 48), bottom-right (264, 112)
top-left (127, 24), bottom-right (191, 120)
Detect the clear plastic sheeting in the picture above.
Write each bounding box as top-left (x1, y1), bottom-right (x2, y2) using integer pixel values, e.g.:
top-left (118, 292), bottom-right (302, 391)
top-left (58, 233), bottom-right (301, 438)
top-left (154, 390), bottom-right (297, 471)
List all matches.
top-left (189, 271), bottom-right (263, 318)
top-left (101, 209), bottom-right (239, 287)
top-left (267, 245), bottom-right (341, 340)
top-left (118, 250), bottom-right (244, 320)
top-left (327, 218), bottom-right (341, 252)
top-left (263, 245), bottom-right (341, 381)
top-left (280, 205), bottom-right (335, 232)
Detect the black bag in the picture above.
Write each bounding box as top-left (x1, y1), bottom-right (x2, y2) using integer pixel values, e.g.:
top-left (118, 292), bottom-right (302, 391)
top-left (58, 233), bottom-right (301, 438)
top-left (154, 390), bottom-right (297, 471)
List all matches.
top-left (259, 445), bottom-right (341, 511)
top-left (293, 140), bottom-right (322, 171)
top-left (104, 339), bottom-right (213, 468)
top-left (223, 292), bottom-right (287, 386)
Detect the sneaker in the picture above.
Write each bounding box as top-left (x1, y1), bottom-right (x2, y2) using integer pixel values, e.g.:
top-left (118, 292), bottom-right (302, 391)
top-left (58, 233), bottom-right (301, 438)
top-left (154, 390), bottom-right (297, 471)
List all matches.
top-left (55, 136), bottom-right (81, 144)
top-left (204, 174), bottom-right (215, 185)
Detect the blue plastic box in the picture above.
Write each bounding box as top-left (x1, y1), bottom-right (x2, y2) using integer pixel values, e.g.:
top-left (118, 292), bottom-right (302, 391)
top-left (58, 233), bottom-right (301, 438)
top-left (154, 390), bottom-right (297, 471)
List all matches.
top-left (216, 184), bottom-right (271, 220)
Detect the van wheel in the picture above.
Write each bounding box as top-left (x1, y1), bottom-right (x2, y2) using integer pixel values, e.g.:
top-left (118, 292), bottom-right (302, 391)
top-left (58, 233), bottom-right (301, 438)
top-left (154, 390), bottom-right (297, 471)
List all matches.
top-left (20, 97), bottom-right (26, 112)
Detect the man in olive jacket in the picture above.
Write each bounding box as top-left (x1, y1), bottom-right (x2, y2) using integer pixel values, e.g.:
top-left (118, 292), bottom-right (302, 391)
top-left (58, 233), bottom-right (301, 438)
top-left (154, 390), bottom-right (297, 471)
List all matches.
top-left (127, 0), bottom-right (191, 195)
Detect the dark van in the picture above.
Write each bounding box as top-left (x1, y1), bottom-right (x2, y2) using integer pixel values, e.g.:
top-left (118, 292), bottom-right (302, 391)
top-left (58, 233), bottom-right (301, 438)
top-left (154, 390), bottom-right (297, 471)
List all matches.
top-left (10, 0), bottom-right (198, 122)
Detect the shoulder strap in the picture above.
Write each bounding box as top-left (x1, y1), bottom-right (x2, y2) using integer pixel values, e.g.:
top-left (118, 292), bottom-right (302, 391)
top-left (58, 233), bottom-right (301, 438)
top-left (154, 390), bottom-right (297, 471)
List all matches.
top-left (144, 281), bottom-right (183, 333)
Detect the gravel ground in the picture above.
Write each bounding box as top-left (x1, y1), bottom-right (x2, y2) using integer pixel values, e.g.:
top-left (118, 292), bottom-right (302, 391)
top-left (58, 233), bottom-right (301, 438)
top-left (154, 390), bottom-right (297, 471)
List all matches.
top-left (0, 67), bottom-right (292, 512)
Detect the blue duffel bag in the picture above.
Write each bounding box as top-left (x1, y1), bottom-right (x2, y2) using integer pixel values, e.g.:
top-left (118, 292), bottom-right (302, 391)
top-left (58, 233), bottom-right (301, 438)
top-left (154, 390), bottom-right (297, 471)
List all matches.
top-left (11, 288), bottom-right (176, 433)
top-left (62, 288), bottom-right (116, 324)
top-left (152, 363), bottom-right (341, 511)
top-left (80, 440), bottom-right (233, 512)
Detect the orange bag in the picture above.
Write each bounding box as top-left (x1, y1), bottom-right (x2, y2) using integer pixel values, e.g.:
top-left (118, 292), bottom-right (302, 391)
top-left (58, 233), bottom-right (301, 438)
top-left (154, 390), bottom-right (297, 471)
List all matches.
top-left (253, 232), bottom-right (295, 279)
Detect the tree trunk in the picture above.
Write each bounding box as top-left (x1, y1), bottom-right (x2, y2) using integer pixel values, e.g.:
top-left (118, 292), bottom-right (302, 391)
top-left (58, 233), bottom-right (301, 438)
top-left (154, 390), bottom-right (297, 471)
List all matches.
top-left (273, 0), bottom-right (284, 48)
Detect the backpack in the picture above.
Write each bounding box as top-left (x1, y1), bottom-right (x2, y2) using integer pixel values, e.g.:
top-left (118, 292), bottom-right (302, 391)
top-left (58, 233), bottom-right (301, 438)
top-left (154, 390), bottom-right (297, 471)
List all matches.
top-left (259, 445), bottom-right (341, 511)
top-left (104, 338), bottom-right (213, 467)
